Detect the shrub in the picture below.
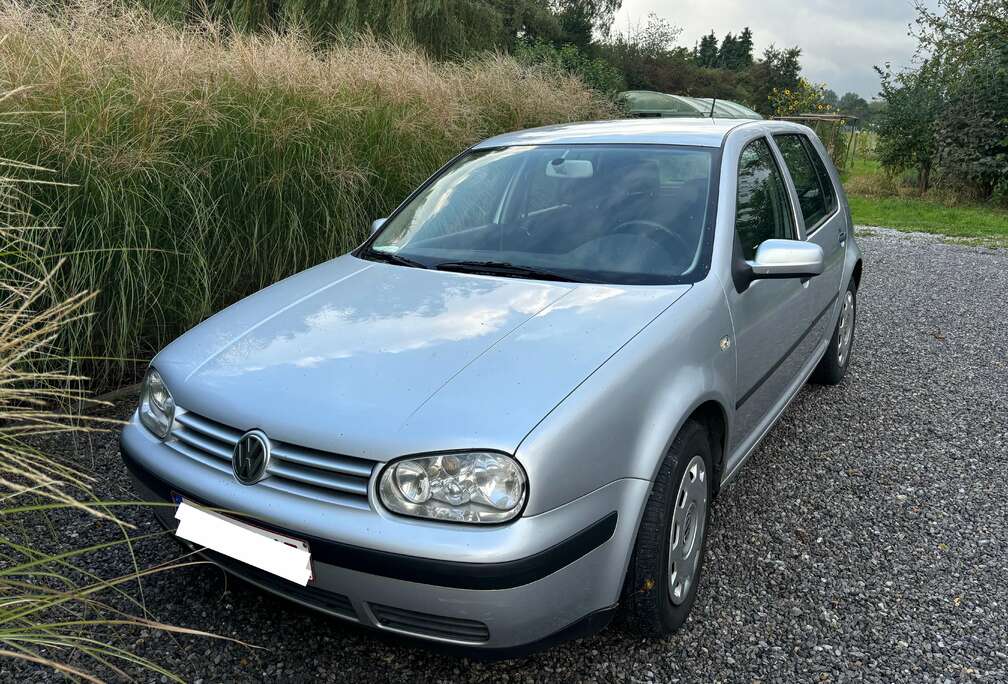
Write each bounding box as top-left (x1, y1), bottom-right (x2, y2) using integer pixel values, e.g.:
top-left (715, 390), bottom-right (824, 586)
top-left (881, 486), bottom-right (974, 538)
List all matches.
top-left (769, 78), bottom-right (833, 117)
top-left (932, 36), bottom-right (1008, 200)
top-left (0, 1), bottom-right (617, 390)
top-left (514, 39), bottom-right (626, 95)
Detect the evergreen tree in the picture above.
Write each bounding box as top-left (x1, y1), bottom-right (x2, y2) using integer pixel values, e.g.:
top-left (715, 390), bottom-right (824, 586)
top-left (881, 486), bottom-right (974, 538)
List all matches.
top-left (694, 30), bottom-right (719, 67)
top-left (718, 32), bottom-right (737, 68)
top-left (736, 27), bottom-right (754, 68)
top-left (692, 27), bottom-right (752, 70)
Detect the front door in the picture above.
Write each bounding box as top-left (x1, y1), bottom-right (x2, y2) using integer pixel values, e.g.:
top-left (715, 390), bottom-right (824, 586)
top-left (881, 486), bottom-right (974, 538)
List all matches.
top-left (725, 137), bottom-right (809, 459)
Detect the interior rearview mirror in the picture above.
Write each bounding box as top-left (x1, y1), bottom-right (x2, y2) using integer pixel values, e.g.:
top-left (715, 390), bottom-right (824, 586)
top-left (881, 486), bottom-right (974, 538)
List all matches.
top-left (371, 218), bottom-right (387, 235)
top-left (748, 239), bottom-right (824, 280)
top-left (546, 159), bottom-right (594, 178)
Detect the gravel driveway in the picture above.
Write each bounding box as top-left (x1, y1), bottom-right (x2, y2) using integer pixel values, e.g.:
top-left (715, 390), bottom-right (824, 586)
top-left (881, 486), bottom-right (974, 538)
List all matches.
top-left (6, 229), bottom-right (1008, 683)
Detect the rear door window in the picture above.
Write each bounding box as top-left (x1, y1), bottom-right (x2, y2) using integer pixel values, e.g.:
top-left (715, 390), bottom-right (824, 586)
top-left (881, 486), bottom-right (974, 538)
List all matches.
top-left (804, 138), bottom-right (838, 217)
top-left (773, 134), bottom-right (837, 231)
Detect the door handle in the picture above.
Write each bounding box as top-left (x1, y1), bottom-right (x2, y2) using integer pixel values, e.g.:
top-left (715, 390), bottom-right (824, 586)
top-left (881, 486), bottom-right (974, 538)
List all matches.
top-left (838, 227), bottom-right (847, 244)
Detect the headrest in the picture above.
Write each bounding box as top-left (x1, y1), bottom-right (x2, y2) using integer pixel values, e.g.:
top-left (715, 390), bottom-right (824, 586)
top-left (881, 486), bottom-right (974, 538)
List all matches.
top-left (612, 158), bottom-right (659, 196)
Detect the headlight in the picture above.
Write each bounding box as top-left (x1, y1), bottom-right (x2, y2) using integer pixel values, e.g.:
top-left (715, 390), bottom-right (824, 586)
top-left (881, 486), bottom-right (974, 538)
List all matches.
top-left (378, 452), bottom-right (527, 523)
top-left (138, 368), bottom-right (175, 439)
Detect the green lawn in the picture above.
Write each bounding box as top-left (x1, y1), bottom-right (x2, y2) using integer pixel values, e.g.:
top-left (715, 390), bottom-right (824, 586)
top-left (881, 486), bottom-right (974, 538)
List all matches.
top-left (848, 195), bottom-right (1008, 237)
top-left (842, 154), bottom-right (1008, 238)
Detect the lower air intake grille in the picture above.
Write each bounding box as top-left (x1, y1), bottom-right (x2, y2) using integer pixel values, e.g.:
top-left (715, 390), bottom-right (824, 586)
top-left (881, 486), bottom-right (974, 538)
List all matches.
top-left (369, 603), bottom-right (490, 643)
top-left (205, 550), bottom-right (357, 621)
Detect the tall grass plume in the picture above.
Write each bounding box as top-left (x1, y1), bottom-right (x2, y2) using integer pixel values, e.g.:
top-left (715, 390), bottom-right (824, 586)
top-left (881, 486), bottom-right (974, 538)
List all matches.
top-left (0, 94), bottom-right (230, 681)
top-left (0, 0), bottom-right (617, 389)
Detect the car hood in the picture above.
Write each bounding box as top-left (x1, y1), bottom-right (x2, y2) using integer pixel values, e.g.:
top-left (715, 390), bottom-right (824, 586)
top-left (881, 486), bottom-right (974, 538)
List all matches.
top-left (156, 255), bottom-right (689, 461)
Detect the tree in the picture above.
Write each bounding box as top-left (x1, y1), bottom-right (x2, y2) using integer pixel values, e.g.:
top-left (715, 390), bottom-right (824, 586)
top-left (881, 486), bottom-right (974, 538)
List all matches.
top-left (718, 32), bottom-right (737, 68)
top-left (746, 44), bottom-right (802, 114)
top-left (490, 0), bottom-right (564, 48)
top-left (552, 0), bottom-right (622, 48)
top-left (716, 31), bottom-right (751, 70)
top-left (866, 99), bottom-right (886, 125)
top-left (694, 31), bottom-right (719, 67)
top-left (873, 0), bottom-right (1008, 199)
top-left (874, 64), bottom-right (942, 191)
top-left (838, 92), bottom-right (870, 121)
top-left (736, 27), bottom-right (754, 68)
top-left (822, 89), bottom-right (839, 109)
top-left (599, 13), bottom-right (684, 91)
top-left (693, 27), bottom-right (753, 70)
top-left (911, 0), bottom-right (1008, 71)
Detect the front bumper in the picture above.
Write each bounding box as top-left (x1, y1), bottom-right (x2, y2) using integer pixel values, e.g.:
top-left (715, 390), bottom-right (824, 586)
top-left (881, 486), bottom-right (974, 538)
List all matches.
top-left (120, 418), bottom-right (649, 652)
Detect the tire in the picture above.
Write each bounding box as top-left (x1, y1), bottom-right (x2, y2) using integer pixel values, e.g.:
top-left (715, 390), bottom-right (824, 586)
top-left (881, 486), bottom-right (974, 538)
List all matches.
top-left (811, 278), bottom-right (858, 385)
top-left (620, 419), bottom-right (714, 637)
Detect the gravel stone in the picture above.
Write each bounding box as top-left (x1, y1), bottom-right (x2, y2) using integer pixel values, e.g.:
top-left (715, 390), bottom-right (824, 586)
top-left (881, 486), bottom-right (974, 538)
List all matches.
top-left (3, 228), bottom-right (1007, 682)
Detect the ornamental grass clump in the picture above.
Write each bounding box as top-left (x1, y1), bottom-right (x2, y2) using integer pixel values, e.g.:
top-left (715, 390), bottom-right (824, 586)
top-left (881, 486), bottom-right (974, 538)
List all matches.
top-left (0, 0), bottom-right (617, 390)
top-left (0, 115), bottom-right (222, 682)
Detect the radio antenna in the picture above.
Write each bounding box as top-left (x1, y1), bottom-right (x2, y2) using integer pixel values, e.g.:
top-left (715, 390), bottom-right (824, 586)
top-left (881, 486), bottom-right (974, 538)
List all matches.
top-left (709, 98), bottom-right (717, 118)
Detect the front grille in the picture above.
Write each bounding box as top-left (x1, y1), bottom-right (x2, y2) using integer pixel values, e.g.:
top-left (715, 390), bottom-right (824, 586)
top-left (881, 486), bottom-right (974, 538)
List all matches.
top-left (204, 550), bottom-right (357, 620)
top-left (369, 603), bottom-right (490, 643)
top-left (167, 408), bottom-right (376, 510)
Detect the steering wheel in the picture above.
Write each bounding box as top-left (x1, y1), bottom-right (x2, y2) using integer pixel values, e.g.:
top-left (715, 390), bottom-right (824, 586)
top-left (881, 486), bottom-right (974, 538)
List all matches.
top-left (612, 220), bottom-right (693, 269)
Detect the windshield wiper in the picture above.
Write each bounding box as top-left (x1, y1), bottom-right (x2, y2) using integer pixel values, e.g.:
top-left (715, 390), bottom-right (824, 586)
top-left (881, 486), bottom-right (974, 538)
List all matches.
top-left (434, 260), bottom-right (579, 283)
top-left (365, 249), bottom-right (428, 269)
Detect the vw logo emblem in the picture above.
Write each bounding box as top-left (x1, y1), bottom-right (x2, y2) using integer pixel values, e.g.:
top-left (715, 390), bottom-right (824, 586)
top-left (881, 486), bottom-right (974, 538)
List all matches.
top-left (233, 430), bottom-right (270, 485)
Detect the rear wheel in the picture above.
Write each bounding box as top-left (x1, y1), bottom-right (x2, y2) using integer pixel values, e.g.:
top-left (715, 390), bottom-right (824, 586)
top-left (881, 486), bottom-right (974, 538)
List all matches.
top-left (620, 420), bottom-right (713, 637)
top-left (811, 278), bottom-right (857, 385)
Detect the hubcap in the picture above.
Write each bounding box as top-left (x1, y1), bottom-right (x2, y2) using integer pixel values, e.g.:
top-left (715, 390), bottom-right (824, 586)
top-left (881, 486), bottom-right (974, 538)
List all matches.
top-left (837, 290), bottom-right (855, 366)
top-left (668, 455), bottom-right (708, 606)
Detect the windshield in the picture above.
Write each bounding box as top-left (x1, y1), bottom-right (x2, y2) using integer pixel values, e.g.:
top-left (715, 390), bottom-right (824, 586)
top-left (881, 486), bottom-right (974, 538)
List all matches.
top-left (365, 144), bottom-right (719, 285)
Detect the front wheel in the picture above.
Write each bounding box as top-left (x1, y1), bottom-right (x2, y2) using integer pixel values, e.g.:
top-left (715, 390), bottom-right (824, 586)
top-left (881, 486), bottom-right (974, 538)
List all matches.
top-left (811, 279), bottom-right (857, 385)
top-left (620, 419), bottom-right (713, 637)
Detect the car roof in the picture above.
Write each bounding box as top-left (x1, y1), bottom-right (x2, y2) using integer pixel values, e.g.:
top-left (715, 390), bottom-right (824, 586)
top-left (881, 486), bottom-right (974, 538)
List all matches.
top-left (473, 117), bottom-right (772, 149)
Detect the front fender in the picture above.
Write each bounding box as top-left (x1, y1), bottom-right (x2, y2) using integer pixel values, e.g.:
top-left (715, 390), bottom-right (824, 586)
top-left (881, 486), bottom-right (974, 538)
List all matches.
top-left (515, 277), bottom-right (736, 516)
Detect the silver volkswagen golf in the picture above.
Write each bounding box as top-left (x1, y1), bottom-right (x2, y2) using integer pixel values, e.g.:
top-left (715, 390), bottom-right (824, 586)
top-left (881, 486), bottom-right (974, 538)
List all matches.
top-left (120, 118), bottom-right (862, 654)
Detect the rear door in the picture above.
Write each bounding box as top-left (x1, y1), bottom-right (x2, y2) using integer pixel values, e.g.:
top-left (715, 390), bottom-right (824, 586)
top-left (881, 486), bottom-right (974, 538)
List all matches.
top-left (771, 133), bottom-right (845, 345)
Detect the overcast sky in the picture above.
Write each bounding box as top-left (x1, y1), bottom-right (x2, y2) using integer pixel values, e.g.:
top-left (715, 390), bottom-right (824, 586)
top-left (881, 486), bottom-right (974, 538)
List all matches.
top-left (613, 0), bottom-right (934, 100)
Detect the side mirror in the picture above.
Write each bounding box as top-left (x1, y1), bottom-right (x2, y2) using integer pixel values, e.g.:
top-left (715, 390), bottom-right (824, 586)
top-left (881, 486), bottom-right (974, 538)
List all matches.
top-left (371, 218), bottom-right (387, 235)
top-left (748, 239), bottom-right (824, 280)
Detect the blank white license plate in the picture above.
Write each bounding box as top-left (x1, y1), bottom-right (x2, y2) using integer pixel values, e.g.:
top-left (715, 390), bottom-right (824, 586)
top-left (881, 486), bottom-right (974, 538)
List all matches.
top-left (174, 500), bottom-right (313, 586)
